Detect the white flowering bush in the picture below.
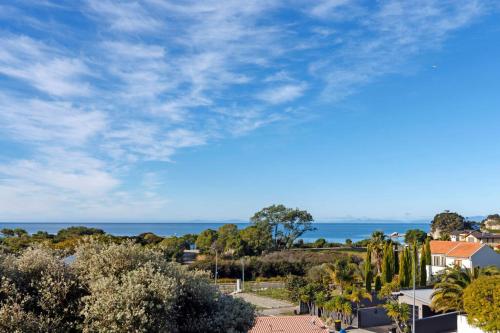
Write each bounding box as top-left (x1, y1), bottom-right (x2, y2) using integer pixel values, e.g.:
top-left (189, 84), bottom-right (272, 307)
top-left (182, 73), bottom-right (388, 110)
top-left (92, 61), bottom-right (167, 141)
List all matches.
top-left (0, 239), bottom-right (255, 333)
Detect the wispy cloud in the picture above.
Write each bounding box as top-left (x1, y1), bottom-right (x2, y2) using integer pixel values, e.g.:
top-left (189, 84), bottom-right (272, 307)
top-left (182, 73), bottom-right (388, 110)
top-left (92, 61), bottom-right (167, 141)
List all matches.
top-left (257, 84), bottom-right (308, 104)
top-left (0, 0), bottom-right (494, 219)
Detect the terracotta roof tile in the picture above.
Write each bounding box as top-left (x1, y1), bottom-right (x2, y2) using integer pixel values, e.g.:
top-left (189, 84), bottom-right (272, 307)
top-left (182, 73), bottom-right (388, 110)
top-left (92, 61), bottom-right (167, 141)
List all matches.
top-left (430, 240), bottom-right (483, 258)
top-left (446, 242), bottom-right (483, 258)
top-left (430, 240), bottom-right (457, 254)
top-left (249, 316), bottom-right (329, 333)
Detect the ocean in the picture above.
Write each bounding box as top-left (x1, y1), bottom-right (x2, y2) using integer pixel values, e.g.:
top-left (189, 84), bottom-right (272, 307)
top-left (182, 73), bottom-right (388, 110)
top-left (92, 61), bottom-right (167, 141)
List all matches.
top-left (0, 220), bottom-right (430, 243)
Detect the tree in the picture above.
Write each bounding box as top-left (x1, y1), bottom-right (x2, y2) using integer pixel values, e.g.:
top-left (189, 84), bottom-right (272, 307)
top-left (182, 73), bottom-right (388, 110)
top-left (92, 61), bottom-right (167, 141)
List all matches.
top-left (430, 211), bottom-right (465, 238)
top-left (404, 229), bottom-right (427, 245)
top-left (239, 225), bottom-right (272, 255)
top-left (374, 275), bottom-right (382, 292)
top-left (325, 258), bottom-right (359, 293)
top-left (424, 237), bottom-right (431, 265)
top-left (398, 247), bottom-right (411, 288)
top-left (0, 228), bottom-right (15, 237)
top-left (250, 204), bottom-right (315, 250)
top-left (364, 247), bottom-right (373, 292)
top-left (369, 231), bottom-right (386, 273)
top-left (419, 245), bottom-right (427, 286)
top-left (195, 229), bottom-right (218, 253)
top-left (411, 243), bottom-right (418, 287)
top-left (463, 275), bottom-right (500, 333)
top-left (216, 224), bottom-right (244, 256)
top-left (381, 242), bottom-right (394, 284)
top-left (384, 300), bottom-right (410, 333)
top-left (349, 286), bottom-right (372, 310)
top-left (431, 266), bottom-right (499, 313)
top-left (345, 239), bottom-right (352, 246)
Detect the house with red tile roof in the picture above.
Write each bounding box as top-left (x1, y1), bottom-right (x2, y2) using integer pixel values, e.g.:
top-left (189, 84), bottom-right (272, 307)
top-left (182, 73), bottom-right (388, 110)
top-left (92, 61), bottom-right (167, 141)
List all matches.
top-left (249, 315), bottom-right (329, 333)
top-left (429, 240), bottom-right (500, 275)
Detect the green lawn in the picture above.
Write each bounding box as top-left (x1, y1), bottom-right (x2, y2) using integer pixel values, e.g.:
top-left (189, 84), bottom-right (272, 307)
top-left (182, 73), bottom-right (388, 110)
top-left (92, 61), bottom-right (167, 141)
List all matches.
top-left (250, 288), bottom-right (294, 303)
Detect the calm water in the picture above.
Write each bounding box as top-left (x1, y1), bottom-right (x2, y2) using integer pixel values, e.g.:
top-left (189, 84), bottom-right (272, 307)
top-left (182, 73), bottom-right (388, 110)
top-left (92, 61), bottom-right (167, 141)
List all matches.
top-left (0, 221), bottom-right (429, 243)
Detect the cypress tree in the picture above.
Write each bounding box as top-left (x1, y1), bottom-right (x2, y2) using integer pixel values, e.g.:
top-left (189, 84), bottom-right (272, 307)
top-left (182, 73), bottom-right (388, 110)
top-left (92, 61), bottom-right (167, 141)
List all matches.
top-left (365, 247), bottom-right (373, 292)
top-left (374, 275), bottom-right (382, 292)
top-left (398, 248), bottom-right (407, 287)
top-left (411, 243), bottom-right (418, 287)
top-left (381, 242), bottom-right (393, 284)
top-left (393, 246), bottom-right (399, 275)
top-left (419, 245), bottom-right (427, 286)
top-left (425, 237), bottom-right (432, 265)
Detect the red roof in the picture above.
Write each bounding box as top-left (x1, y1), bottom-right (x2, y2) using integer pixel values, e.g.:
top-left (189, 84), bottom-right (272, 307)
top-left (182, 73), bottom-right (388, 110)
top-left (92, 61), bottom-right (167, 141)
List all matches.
top-left (250, 316), bottom-right (329, 333)
top-left (430, 240), bottom-right (483, 258)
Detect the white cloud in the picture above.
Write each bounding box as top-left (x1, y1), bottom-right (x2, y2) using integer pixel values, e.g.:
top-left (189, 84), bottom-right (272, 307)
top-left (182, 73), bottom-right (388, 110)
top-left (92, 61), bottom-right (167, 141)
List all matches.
top-left (0, 35), bottom-right (91, 97)
top-left (0, 95), bottom-right (106, 145)
top-left (86, 0), bottom-right (162, 32)
top-left (0, 0), bottom-right (494, 220)
top-left (257, 84), bottom-right (307, 105)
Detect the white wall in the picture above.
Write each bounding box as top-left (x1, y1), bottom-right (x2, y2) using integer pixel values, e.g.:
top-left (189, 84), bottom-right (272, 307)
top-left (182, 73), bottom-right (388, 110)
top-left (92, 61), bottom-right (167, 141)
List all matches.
top-left (471, 246), bottom-right (500, 268)
top-left (445, 257), bottom-right (472, 269)
top-left (457, 315), bottom-right (485, 333)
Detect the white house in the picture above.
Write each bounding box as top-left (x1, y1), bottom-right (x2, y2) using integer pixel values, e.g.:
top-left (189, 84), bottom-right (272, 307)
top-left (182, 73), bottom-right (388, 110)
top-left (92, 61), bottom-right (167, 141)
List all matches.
top-left (429, 240), bottom-right (500, 275)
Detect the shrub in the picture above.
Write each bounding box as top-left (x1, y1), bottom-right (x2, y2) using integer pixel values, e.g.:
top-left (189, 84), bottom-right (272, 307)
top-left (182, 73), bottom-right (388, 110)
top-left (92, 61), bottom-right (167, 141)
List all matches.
top-left (463, 275), bottom-right (500, 333)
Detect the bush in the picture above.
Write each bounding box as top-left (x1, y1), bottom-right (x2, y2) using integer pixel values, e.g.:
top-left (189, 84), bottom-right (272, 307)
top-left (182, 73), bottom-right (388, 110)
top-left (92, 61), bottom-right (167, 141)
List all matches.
top-left (463, 275), bottom-right (500, 333)
top-left (0, 239), bottom-right (255, 333)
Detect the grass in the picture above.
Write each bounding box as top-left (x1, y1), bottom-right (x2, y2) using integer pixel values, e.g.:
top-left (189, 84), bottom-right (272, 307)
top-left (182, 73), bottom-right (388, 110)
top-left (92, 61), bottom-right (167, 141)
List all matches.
top-left (250, 288), bottom-right (294, 303)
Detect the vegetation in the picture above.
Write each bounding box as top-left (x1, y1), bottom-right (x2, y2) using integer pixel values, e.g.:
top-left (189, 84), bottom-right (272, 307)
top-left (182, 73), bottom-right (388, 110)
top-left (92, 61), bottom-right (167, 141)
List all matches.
top-left (430, 211), bottom-right (465, 237)
top-left (463, 275), bottom-right (500, 333)
top-left (384, 300), bottom-right (410, 333)
top-left (404, 229), bottom-right (426, 245)
top-left (250, 204), bottom-right (315, 250)
top-left (0, 240), bottom-right (255, 333)
top-left (431, 266), bottom-right (499, 313)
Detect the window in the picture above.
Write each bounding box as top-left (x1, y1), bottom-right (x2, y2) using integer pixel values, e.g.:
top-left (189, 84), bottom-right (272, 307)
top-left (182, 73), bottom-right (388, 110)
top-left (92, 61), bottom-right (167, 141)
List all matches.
top-left (454, 259), bottom-right (462, 267)
top-left (432, 256), bottom-right (445, 267)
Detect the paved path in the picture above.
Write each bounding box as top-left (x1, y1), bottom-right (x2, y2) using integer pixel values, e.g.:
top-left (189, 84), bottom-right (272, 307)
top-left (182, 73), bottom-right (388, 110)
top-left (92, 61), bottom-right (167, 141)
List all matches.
top-left (233, 293), bottom-right (297, 316)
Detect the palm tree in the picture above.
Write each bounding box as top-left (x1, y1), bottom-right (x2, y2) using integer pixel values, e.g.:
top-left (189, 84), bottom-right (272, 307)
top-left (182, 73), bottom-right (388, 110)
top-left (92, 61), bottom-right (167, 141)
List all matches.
top-left (325, 259), bottom-right (359, 293)
top-left (348, 286), bottom-right (372, 310)
top-left (369, 231), bottom-right (386, 273)
top-left (431, 266), bottom-right (499, 312)
top-left (341, 301), bottom-right (353, 325)
top-left (384, 300), bottom-right (410, 333)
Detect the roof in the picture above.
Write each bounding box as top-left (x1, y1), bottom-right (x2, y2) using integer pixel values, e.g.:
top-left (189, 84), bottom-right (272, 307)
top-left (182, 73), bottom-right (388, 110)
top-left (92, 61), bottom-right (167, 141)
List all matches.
top-left (468, 231), bottom-right (500, 239)
top-left (430, 240), bottom-right (483, 258)
top-left (399, 289), bottom-right (434, 305)
top-left (249, 316), bottom-right (329, 333)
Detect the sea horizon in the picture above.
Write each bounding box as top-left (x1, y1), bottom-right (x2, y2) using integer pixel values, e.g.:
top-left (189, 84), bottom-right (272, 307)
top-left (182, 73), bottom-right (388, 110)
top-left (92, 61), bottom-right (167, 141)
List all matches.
top-left (0, 220), bottom-right (432, 243)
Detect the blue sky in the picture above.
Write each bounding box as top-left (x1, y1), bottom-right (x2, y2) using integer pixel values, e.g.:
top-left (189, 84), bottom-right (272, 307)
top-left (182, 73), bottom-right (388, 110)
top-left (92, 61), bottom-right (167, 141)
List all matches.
top-left (1, 1), bottom-right (499, 221)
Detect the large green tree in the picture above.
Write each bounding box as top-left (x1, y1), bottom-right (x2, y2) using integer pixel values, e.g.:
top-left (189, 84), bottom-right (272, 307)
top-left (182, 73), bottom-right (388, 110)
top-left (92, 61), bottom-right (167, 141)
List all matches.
top-left (364, 247), bottom-right (373, 292)
top-left (250, 204), bottom-right (315, 250)
top-left (239, 225), bottom-right (272, 255)
top-left (463, 275), bottom-right (500, 333)
top-left (430, 211), bottom-right (465, 238)
top-left (195, 229), bottom-right (218, 253)
top-left (419, 245), bottom-right (427, 286)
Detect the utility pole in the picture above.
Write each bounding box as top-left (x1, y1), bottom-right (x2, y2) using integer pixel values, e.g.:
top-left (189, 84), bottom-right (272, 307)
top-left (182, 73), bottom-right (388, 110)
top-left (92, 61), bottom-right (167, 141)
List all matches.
top-left (241, 258), bottom-right (245, 291)
top-left (215, 249), bottom-right (218, 286)
top-left (412, 245), bottom-right (416, 333)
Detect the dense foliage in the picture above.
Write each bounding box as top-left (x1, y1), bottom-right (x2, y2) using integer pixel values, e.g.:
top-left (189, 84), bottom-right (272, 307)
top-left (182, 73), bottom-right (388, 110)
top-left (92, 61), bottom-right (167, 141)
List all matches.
top-left (0, 240), bottom-right (255, 333)
top-left (463, 275), bottom-right (500, 333)
top-left (430, 211), bottom-right (465, 237)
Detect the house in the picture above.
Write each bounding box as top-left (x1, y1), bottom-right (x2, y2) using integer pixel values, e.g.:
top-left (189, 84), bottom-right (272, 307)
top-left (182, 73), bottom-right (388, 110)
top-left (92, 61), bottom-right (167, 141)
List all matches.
top-left (429, 240), bottom-right (500, 275)
top-left (449, 230), bottom-right (500, 248)
top-left (249, 316), bottom-right (329, 333)
top-left (397, 289), bottom-right (437, 319)
top-left (449, 230), bottom-right (474, 242)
